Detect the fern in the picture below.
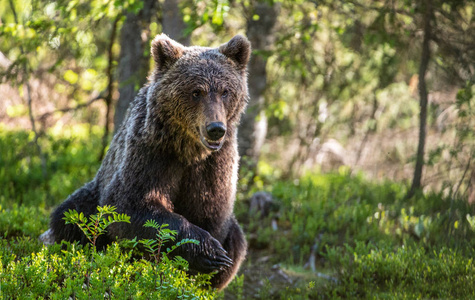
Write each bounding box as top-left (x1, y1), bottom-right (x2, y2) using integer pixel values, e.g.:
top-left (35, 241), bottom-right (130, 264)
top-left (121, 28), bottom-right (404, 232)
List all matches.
top-left (140, 221), bottom-right (199, 264)
top-left (63, 205), bottom-right (130, 247)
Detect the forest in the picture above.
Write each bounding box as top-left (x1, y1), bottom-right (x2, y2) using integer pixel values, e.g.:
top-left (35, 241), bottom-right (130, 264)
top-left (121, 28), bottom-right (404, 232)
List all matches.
top-left (1, 0), bottom-right (474, 298)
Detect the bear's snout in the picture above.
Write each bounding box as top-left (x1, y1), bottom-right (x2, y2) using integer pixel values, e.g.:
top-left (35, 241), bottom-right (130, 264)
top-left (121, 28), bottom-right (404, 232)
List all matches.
top-left (206, 122), bottom-right (226, 141)
top-left (199, 121), bottom-right (227, 151)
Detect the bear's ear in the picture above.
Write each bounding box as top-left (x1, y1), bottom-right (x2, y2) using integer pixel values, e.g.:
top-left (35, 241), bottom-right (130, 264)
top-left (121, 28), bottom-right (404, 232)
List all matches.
top-left (219, 35), bottom-right (251, 71)
top-left (151, 34), bottom-right (185, 72)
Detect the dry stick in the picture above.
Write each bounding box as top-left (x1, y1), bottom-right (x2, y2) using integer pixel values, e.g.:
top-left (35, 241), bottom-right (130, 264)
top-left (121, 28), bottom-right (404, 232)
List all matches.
top-left (352, 96), bottom-right (379, 174)
top-left (304, 234), bottom-right (338, 283)
top-left (304, 234), bottom-right (322, 273)
top-left (8, 0), bottom-right (47, 179)
top-left (98, 16), bottom-right (120, 161)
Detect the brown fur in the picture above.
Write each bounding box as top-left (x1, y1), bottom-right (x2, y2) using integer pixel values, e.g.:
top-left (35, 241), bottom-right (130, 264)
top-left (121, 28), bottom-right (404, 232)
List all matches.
top-left (48, 34), bottom-right (251, 290)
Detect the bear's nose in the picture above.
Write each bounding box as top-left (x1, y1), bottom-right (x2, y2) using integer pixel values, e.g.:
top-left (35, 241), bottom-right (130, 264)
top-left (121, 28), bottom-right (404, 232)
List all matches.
top-left (206, 122), bottom-right (226, 141)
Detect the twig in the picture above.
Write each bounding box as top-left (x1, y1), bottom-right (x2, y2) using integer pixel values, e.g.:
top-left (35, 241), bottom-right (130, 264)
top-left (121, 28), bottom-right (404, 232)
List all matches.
top-left (352, 96), bottom-right (379, 173)
top-left (304, 234), bottom-right (322, 272)
top-left (303, 233), bottom-right (339, 283)
top-left (37, 92), bottom-right (105, 122)
top-left (98, 16), bottom-right (120, 161)
top-left (453, 151), bottom-right (473, 199)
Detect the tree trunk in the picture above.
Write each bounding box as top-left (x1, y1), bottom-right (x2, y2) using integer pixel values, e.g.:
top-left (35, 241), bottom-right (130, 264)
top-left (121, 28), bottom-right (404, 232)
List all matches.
top-left (408, 0), bottom-right (432, 198)
top-left (162, 0), bottom-right (190, 45)
top-left (113, 0), bottom-right (157, 132)
top-left (99, 17), bottom-right (120, 161)
top-left (239, 1), bottom-right (280, 165)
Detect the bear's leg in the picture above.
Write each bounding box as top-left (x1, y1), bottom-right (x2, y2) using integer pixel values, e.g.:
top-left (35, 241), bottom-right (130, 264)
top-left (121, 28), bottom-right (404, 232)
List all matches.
top-left (210, 217), bottom-right (247, 290)
top-left (50, 181), bottom-right (107, 247)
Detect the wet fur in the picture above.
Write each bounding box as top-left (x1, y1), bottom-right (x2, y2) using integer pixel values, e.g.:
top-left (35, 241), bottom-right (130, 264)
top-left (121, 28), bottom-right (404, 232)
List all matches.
top-left (49, 34), bottom-right (251, 290)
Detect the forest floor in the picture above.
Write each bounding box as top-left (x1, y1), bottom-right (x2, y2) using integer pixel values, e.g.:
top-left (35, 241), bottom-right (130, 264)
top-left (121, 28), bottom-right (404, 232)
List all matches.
top-left (2, 129), bottom-right (475, 299)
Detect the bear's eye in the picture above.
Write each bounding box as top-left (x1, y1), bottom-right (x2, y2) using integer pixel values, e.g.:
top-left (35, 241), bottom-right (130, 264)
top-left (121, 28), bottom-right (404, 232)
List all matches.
top-left (192, 90), bottom-right (201, 100)
top-left (222, 90), bottom-right (229, 98)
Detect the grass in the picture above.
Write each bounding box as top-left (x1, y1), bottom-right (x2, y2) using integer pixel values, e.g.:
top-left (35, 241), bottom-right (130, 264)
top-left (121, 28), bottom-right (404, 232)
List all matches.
top-left (1, 125), bottom-right (475, 299)
top-left (235, 167), bottom-right (475, 298)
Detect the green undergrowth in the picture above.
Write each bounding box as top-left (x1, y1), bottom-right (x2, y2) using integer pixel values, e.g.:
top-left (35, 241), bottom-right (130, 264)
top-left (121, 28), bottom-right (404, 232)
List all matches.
top-left (0, 124), bottom-right (102, 209)
top-left (240, 165), bottom-right (475, 298)
top-left (0, 127), bottom-right (216, 299)
top-left (2, 127), bottom-right (475, 299)
top-left (0, 202), bottom-right (215, 299)
top-left (0, 240), bottom-right (215, 299)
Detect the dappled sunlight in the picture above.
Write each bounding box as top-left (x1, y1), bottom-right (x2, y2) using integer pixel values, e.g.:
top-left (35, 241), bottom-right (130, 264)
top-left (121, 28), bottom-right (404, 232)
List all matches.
top-left (1, 0), bottom-right (474, 298)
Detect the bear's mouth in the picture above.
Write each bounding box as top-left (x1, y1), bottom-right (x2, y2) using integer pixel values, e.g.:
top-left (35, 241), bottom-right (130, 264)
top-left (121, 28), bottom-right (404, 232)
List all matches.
top-left (198, 126), bottom-right (225, 151)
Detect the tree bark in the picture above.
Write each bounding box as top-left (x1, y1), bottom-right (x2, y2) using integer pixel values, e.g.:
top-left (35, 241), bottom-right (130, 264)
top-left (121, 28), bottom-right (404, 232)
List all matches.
top-left (408, 0), bottom-right (432, 198)
top-left (99, 17), bottom-right (120, 161)
top-left (161, 0), bottom-right (190, 45)
top-left (113, 0), bottom-right (157, 132)
top-left (239, 1), bottom-right (280, 165)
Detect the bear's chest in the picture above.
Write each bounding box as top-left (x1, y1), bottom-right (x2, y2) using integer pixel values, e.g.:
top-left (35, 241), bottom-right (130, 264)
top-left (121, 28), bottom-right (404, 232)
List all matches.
top-left (172, 151), bottom-right (238, 235)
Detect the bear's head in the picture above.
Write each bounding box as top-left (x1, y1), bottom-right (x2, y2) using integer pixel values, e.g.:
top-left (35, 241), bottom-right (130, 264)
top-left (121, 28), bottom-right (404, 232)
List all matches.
top-left (148, 34), bottom-right (251, 154)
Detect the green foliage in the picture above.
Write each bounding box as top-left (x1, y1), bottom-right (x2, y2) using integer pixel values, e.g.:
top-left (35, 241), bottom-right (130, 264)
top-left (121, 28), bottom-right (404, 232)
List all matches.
top-left (243, 168), bottom-right (475, 298)
top-left (0, 129), bottom-right (214, 298)
top-left (325, 243), bottom-right (475, 298)
top-left (0, 204), bottom-right (49, 238)
top-left (63, 205), bottom-right (130, 247)
top-left (1, 0), bottom-right (474, 297)
top-left (0, 202), bottom-right (214, 298)
top-left (182, 0), bottom-right (231, 34)
top-left (219, 274), bottom-right (244, 300)
top-left (0, 241), bottom-right (215, 299)
top-left (0, 125), bottom-right (102, 208)
top-left (1, 126), bottom-right (475, 298)
top-left (139, 220), bottom-right (199, 264)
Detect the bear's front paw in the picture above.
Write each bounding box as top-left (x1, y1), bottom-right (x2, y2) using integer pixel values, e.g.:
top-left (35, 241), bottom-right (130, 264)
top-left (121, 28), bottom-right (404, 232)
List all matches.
top-left (195, 235), bottom-right (233, 273)
top-left (181, 231), bottom-right (233, 274)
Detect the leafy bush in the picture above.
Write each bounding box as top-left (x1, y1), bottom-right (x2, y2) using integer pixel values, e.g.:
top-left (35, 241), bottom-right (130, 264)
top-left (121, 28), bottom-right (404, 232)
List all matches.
top-left (0, 125), bottom-right (102, 208)
top-left (0, 241), bottom-right (215, 299)
top-left (0, 205), bottom-right (49, 238)
top-left (0, 204), bottom-right (215, 299)
top-left (63, 205), bottom-right (131, 247)
top-left (2, 128), bottom-right (475, 299)
top-left (325, 243), bottom-right (475, 298)
top-left (243, 167), bottom-right (475, 298)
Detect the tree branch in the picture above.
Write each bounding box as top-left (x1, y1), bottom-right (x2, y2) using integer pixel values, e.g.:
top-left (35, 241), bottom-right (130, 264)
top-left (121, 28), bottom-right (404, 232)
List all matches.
top-left (453, 151), bottom-right (473, 199)
top-left (37, 91), bottom-right (106, 123)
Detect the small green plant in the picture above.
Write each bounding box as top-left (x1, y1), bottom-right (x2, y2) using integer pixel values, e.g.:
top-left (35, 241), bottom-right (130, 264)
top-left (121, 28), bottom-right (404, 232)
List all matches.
top-left (57, 207), bottom-right (212, 298)
top-left (63, 205), bottom-right (131, 247)
top-left (139, 219), bottom-right (199, 264)
top-left (139, 219), bottom-right (200, 289)
top-left (62, 206), bottom-right (131, 297)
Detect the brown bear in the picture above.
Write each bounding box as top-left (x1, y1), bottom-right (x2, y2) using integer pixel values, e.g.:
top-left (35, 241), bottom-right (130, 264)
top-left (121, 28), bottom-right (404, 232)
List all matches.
top-left (42, 34), bottom-right (251, 290)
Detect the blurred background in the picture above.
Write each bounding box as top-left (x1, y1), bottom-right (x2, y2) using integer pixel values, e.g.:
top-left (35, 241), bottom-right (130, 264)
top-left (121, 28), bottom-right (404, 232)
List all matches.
top-left (1, 0), bottom-right (475, 298)
top-left (1, 0), bottom-right (474, 198)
